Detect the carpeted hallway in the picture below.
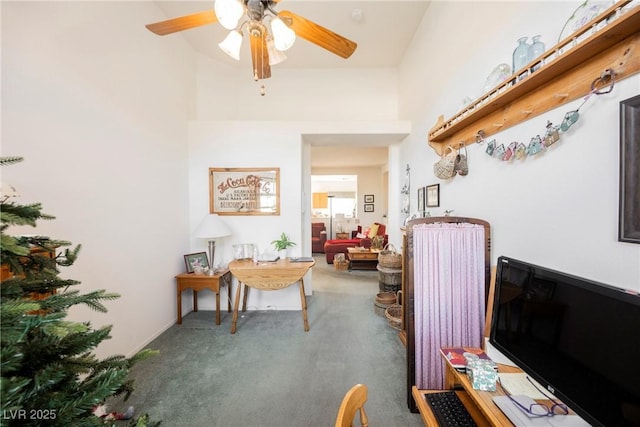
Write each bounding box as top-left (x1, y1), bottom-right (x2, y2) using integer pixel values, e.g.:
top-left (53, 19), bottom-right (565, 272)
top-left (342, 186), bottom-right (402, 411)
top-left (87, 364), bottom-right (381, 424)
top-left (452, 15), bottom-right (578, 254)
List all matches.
top-left (114, 255), bottom-right (423, 426)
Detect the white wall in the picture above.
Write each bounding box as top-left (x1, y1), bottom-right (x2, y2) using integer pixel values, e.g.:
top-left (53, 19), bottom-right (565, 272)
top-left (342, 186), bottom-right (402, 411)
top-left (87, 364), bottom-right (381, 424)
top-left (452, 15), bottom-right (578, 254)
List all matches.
top-left (187, 121), bottom-right (307, 309)
top-left (195, 53), bottom-right (399, 121)
top-left (397, 1), bottom-right (640, 291)
top-left (1, 1), bottom-right (195, 357)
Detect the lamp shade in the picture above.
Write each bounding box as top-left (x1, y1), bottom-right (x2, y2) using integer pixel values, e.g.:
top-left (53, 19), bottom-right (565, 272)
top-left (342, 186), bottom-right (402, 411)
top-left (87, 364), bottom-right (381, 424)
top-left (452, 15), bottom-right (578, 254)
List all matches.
top-left (219, 30), bottom-right (243, 60)
top-left (194, 214), bottom-right (231, 239)
top-left (270, 17), bottom-right (296, 51)
top-left (214, 0), bottom-right (244, 30)
top-left (266, 37), bottom-right (287, 65)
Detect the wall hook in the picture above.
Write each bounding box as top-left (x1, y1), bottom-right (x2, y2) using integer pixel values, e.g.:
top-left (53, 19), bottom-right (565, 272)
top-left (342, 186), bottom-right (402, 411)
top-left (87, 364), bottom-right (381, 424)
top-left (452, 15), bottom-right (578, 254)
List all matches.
top-left (591, 68), bottom-right (615, 94)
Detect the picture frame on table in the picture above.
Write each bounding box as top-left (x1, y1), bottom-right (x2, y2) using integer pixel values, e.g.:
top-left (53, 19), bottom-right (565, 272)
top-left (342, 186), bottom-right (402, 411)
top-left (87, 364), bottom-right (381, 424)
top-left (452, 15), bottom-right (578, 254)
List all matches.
top-left (364, 204), bottom-right (374, 213)
top-left (426, 184), bottom-right (440, 208)
top-left (364, 194), bottom-right (375, 203)
top-left (619, 95), bottom-right (640, 244)
top-left (184, 252), bottom-right (209, 273)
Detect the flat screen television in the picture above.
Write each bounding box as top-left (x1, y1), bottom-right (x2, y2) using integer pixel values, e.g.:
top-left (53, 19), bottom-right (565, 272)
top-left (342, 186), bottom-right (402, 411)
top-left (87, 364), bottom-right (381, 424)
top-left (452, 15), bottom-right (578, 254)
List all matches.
top-left (490, 256), bottom-right (640, 426)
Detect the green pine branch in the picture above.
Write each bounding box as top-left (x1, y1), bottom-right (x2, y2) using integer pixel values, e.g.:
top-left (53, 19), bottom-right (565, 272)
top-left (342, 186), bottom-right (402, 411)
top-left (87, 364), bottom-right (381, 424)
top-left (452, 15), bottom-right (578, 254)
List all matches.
top-left (1, 156), bottom-right (160, 426)
top-left (0, 156), bottom-right (24, 166)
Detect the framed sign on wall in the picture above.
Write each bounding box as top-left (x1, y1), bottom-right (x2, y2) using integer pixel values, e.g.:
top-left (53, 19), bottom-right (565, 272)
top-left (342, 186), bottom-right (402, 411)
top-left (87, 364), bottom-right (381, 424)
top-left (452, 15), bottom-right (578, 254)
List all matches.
top-left (426, 184), bottom-right (440, 208)
top-left (619, 95), bottom-right (640, 244)
top-left (209, 168), bottom-right (280, 216)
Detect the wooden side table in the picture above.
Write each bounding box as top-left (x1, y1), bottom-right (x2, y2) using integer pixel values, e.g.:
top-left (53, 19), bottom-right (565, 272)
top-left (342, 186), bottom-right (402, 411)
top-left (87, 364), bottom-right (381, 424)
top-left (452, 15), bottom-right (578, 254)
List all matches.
top-left (175, 269), bottom-right (231, 325)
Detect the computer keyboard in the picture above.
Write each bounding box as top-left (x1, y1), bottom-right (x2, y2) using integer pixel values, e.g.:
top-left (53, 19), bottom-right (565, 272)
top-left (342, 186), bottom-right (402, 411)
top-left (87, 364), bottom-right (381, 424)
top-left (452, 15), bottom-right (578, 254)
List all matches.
top-left (424, 391), bottom-right (477, 427)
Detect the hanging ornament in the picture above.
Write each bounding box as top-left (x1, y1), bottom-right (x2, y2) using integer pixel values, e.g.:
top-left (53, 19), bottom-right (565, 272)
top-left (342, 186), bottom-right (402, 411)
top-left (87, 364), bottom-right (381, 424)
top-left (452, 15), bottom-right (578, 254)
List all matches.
top-left (560, 110), bottom-right (580, 132)
top-left (515, 143), bottom-right (527, 160)
top-left (527, 135), bottom-right (544, 155)
top-left (485, 139), bottom-right (496, 156)
top-left (503, 142), bottom-right (517, 161)
top-left (544, 121), bottom-right (560, 146)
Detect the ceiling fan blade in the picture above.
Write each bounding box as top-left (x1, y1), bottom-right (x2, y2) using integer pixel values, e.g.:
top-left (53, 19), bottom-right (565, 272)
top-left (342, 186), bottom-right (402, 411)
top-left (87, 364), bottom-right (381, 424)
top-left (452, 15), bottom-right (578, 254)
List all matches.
top-left (146, 10), bottom-right (218, 36)
top-left (278, 10), bottom-right (357, 59)
top-left (249, 30), bottom-right (271, 80)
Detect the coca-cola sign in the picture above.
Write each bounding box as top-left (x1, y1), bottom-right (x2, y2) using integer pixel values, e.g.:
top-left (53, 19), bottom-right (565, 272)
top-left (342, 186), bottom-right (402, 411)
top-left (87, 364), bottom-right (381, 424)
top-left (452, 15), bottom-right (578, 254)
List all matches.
top-left (209, 168), bottom-right (280, 216)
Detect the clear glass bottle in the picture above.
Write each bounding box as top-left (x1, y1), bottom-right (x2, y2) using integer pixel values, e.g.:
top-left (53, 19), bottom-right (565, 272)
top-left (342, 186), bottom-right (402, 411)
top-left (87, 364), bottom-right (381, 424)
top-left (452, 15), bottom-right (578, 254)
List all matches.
top-left (528, 35), bottom-right (545, 71)
top-left (512, 37), bottom-right (530, 74)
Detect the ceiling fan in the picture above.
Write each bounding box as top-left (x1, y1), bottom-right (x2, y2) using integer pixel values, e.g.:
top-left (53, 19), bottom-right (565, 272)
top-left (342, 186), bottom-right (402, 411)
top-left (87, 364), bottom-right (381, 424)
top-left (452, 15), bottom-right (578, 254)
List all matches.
top-left (145, 0), bottom-right (358, 82)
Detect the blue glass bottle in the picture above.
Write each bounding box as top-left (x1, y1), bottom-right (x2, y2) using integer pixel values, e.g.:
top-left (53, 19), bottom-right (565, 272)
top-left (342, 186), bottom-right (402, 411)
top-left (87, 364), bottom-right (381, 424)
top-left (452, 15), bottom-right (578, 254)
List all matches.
top-left (512, 37), bottom-right (530, 74)
top-left (528, 35), bottom-right (545, 72)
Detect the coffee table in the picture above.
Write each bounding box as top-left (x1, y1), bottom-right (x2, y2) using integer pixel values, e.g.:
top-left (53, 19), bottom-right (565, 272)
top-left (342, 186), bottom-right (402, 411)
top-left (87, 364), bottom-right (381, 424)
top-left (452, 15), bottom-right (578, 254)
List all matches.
top-left (346, 247), bottom-right (380, 271)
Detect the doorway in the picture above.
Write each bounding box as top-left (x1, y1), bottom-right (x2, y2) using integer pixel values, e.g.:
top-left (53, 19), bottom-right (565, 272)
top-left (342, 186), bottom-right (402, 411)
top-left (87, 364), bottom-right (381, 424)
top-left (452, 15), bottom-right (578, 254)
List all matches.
top-left (311, 175), bottom-right (357, 240)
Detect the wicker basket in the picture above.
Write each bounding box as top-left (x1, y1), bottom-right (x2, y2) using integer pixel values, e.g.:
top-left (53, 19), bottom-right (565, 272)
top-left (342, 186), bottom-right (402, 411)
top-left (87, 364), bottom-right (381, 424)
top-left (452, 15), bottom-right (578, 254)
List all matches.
top-left (334, 260), bottom-right (349, 271)
top-left (375, 292), bottom-right (397, 305)
top-left (374, 291), bottom-right (398, 316)
top-left (385, 304), bottom-right (402, 330)
top-left (378, 244), bottom-right (402, 269)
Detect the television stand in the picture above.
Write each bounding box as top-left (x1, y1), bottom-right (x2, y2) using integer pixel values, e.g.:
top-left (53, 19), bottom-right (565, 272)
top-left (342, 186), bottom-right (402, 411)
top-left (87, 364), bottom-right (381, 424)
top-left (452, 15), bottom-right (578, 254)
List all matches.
top-left (412, 348), bottom-right (522, 426)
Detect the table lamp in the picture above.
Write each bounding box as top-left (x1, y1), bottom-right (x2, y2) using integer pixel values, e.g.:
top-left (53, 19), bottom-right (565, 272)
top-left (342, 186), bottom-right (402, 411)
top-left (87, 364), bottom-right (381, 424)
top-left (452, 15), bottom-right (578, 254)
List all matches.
top-left (194, 214), bottom-right (231, 275)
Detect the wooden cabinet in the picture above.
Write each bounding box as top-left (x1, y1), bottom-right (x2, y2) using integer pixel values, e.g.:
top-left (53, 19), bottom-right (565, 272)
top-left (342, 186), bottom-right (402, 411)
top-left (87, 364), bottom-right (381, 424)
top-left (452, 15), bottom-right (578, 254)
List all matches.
top-left (428, 1), bottom-right (640, 155)
top-left (2, 247), bottom-right (56, 279)
top-left (1, 247), bottom-right (57, 314)
top-left (399, 227), bottom-right (407, 346)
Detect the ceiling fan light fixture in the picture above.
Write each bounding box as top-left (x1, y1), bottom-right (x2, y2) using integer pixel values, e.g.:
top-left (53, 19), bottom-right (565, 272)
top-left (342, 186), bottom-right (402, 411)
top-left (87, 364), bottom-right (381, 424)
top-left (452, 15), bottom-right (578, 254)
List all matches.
top-left (218, 30), bottom-right (243, 60)
top-left (214, 0), bottom-right (244, 30)
top-left (270, 17), bottom-right (296, 51)
top-left (266, 37), bottom-right (287, 65)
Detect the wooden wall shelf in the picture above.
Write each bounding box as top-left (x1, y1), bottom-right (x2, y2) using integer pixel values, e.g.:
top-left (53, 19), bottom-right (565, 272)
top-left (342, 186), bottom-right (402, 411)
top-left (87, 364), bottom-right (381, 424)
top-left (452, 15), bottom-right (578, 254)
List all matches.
top-left (428, 1), bottom-right (640, 156)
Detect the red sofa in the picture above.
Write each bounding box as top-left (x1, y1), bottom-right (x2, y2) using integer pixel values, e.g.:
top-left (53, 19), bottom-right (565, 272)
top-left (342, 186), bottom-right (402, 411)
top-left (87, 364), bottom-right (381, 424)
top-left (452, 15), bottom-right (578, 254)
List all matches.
top-left (324, 223), bottom-right (388, 264)
top-left (311, 222), bottom-right (327, 253)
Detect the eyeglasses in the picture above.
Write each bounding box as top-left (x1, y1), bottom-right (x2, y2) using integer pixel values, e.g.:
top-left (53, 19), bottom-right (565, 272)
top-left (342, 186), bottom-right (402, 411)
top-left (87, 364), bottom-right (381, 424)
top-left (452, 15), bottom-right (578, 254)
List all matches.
top-left (498, 377), bottom-right (569, 417)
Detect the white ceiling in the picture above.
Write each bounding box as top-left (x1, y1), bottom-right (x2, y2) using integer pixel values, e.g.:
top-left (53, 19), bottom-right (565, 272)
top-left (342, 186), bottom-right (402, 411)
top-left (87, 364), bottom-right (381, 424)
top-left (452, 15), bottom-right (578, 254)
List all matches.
top-left (150, 1), bottom-right (431, 69)
top-left (148, 0), bottom-right (429, 167)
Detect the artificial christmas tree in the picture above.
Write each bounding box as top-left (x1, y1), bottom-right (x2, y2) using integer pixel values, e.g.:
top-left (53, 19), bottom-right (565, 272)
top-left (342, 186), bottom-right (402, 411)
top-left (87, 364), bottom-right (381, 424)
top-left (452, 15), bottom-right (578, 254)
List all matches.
top-left (0, 157), bottom-right (159, 426)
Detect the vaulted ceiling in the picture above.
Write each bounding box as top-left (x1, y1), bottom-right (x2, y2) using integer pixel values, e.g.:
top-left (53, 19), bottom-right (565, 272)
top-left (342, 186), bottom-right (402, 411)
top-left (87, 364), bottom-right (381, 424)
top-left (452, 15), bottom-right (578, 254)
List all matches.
top-left (150, 1), bottom-right (430, 69)
top-left (149, 1), bottom-right (430, 167)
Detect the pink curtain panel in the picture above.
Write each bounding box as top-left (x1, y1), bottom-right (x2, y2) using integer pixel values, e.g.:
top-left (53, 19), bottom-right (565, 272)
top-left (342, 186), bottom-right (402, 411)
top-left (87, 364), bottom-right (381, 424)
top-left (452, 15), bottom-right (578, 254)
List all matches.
top-left (413, 223), bottom-right (485, 389)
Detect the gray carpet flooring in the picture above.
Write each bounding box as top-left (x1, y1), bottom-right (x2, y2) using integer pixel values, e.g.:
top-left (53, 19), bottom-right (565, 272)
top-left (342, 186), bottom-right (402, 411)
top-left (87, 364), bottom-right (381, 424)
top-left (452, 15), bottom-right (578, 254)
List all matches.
top-left (114, 255), bottom-right (423, 426)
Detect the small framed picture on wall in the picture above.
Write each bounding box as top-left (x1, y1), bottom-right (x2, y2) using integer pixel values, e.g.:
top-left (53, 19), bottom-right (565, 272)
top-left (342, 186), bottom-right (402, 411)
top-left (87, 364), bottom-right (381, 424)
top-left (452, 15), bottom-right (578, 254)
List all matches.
top-left (364, 194), bottom-right (374, 203)
top-left (426, 184), bottom-right (440, 207)
top-left (364, 204), bottom-right (374, 212)
top-left (417, 187), bottom-right (425, 213)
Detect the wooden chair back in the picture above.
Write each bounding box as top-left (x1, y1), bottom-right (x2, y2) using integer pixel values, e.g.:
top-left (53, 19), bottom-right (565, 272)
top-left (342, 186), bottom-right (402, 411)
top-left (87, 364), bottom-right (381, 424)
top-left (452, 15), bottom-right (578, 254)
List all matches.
top-left (334, 384), bottom-right (369, 427)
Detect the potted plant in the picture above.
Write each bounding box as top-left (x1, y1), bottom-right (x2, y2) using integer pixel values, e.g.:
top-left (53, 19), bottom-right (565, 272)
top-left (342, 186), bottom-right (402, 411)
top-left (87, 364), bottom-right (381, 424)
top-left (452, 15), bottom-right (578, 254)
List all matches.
top-left (271, 232), bottom-right (296, 258)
